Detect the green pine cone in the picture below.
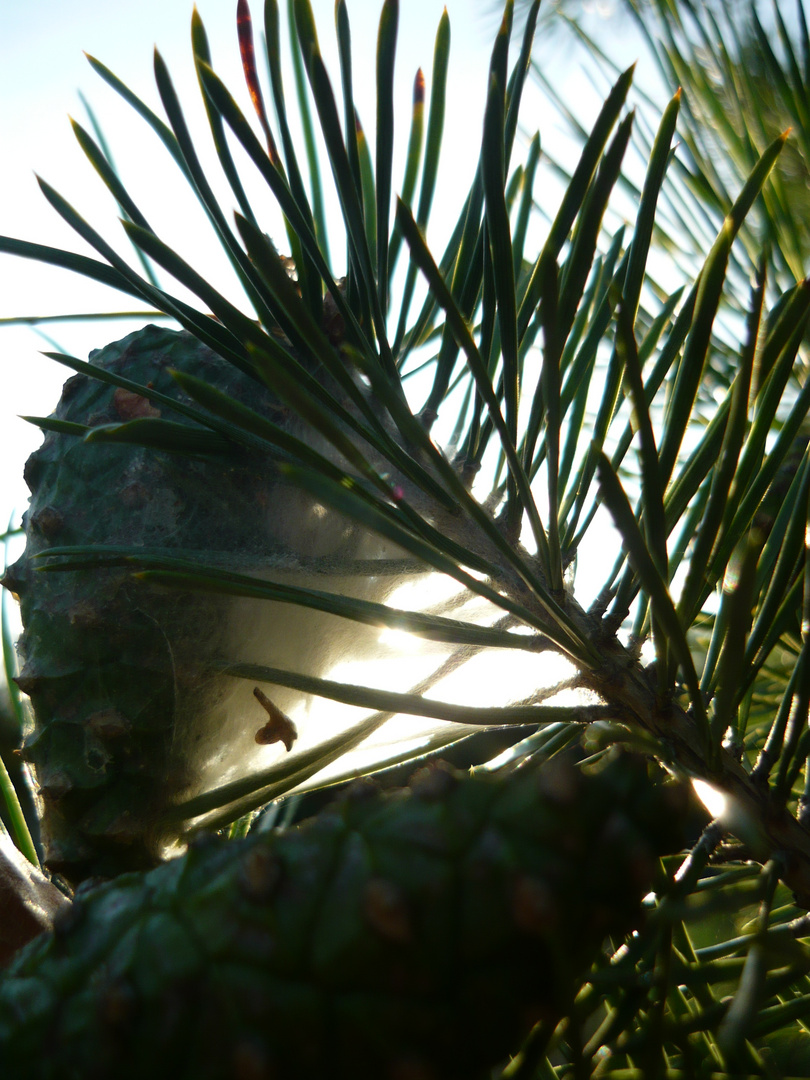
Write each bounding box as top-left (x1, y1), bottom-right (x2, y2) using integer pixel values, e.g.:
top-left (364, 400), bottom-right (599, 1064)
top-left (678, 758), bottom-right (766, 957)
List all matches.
top-left (0, 756), bottom-right (686, 1080)
top-left (4, 324), bottom-right (402, 883)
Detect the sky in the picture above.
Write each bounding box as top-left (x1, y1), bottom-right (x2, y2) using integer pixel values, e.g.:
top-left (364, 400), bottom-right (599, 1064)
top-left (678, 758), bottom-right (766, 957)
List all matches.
top-left (0, 0), bottom-right (649, 608)
top-left (0, 0), bottom-right (653, 617)
top-left (0, 0), bottom-right (525, 535)
top-left (0, 0), bottom-right (651, 524)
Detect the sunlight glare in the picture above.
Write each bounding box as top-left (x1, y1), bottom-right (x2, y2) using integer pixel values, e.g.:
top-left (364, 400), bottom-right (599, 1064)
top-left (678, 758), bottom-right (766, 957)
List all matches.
top-left (692, 778), bottom-right (728, 819)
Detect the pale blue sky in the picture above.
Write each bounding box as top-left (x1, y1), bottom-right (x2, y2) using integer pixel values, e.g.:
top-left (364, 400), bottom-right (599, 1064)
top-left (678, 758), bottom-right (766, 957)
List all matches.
top-left (0, 2), bottom-right (639, 553)
top-left (0, 1), bottom-right (511, 525)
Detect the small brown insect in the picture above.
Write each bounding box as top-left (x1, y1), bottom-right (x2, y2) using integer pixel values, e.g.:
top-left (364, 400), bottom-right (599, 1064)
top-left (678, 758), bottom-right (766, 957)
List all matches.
top-left (253, 688), bottom-right (297, 752)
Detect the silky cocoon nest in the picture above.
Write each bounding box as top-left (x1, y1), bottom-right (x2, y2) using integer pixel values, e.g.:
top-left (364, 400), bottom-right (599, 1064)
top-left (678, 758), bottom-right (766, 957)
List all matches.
top-left (7, 325), bottom-right (428, 880)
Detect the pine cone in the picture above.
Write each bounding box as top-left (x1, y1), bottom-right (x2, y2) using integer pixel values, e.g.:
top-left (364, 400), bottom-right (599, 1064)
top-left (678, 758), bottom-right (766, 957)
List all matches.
top-left (0, 755), bottom-right (686, 1079)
